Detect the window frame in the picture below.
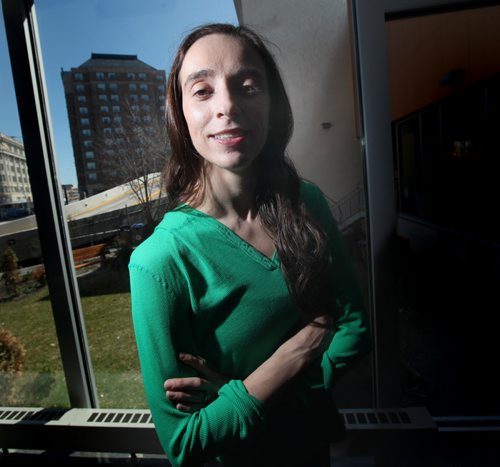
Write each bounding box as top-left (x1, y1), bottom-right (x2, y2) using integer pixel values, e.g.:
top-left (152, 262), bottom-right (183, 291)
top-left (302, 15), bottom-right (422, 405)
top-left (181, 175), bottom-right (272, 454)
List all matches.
top-left (2, 0), bottom-right (98, 407)
top-left (350, 0), bottom-right (488, 407)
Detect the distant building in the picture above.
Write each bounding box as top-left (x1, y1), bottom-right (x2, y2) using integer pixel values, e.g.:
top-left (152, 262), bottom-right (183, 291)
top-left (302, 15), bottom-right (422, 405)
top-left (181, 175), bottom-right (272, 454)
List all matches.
top-left (0, 133), bottom-right (32, 205)
top-left (61, 53), bottom-right (167, 198)
top-left (61, 184), bottom-right (80, 204)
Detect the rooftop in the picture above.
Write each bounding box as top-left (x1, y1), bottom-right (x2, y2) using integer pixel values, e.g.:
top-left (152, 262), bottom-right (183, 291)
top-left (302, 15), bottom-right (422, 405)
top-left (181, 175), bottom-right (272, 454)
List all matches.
top-left (70, 53), bottom-right (159, 71)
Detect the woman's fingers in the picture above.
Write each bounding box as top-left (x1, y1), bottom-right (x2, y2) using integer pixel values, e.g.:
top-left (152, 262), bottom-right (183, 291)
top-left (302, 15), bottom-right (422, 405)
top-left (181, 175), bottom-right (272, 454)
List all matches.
top-left (164, 375), bottom-right (217, 410)
top-left (175, 402), bottom-right (205, 413)
top-left (178, 353), bottom-right (228, 388)
top-left (164, 376), bottom-right (206, 391)
top-left (179, 353), bottom-right (208, 371)
top-left (166, 389), bottom-right (206, 403)
top-left (162, 353), bottom-right (228, 411)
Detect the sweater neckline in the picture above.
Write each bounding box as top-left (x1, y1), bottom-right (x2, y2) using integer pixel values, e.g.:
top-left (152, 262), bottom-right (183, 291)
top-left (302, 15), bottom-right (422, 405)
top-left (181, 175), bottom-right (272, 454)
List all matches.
top-left (174, 204), bottom-right (279, 271)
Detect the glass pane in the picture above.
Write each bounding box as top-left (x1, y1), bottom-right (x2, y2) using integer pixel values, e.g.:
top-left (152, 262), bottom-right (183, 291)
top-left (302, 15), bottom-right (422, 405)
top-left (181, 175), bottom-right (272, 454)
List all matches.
top-left (224, 0), bottom-right (373, 408)
top-left (35, 0), bottom-right (239, 408)
top-left (0, 4), bottom-right (69, 408)
top-left (387, 6), bottom-right (500, 415)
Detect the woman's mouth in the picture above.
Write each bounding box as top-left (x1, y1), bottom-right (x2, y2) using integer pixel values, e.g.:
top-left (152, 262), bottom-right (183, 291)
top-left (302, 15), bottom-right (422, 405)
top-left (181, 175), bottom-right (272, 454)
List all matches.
top-left (210, 129), bottom-right (246, 145)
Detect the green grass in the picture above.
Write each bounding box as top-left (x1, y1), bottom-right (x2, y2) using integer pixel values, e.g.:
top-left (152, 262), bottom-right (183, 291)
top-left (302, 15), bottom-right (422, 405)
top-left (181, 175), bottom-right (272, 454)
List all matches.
top-left (0, 265), bottom-right (147, 409)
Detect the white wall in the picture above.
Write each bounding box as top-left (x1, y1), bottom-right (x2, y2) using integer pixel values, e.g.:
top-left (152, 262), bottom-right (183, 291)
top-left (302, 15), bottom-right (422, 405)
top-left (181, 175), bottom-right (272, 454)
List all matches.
top-left (235, 0), bottom-right (363, 202)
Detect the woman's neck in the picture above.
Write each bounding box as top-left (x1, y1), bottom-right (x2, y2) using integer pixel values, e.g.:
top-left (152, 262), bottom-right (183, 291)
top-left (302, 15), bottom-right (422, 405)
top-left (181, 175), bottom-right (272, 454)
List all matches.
top-left (196, 166), bottom-right (258, 221)
top-left (193, 164), bottom-right (275, 259)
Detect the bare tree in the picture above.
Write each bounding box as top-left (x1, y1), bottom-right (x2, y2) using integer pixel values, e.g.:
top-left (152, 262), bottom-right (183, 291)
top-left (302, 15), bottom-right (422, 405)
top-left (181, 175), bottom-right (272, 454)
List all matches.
top-left (97, 100), bottom-right (170, 228)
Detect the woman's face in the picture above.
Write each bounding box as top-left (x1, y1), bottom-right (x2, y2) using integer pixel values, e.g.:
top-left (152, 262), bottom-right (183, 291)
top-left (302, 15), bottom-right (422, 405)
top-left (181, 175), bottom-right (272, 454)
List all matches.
top-left (179, 33), bottom-right (270, 175)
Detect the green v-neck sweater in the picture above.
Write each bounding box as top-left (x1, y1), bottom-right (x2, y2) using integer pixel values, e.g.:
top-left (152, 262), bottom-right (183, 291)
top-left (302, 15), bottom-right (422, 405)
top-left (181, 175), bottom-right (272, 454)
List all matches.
top-left (129, 180), bottom-right (369, 466)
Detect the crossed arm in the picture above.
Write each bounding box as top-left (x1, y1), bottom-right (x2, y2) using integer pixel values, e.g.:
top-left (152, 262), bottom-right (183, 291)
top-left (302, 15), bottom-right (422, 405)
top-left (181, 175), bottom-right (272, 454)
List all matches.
top-left (165, 315), bottom-right (333, 412)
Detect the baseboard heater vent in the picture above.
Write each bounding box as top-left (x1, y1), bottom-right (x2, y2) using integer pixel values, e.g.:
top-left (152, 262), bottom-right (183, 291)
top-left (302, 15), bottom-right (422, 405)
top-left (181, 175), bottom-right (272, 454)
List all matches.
top-left (0, 407), bottom-right (161, 454)
top-left (0, 408), bottom-right (66, 424)
top-left (1, 406), bottom-right (434, 454)
top-left (340, 407), bottom-right (435, 430)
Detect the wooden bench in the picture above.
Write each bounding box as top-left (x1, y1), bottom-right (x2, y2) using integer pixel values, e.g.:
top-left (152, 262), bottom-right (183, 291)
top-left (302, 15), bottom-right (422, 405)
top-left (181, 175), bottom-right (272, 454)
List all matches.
top-left (72, 243), bottom-right (107, 270)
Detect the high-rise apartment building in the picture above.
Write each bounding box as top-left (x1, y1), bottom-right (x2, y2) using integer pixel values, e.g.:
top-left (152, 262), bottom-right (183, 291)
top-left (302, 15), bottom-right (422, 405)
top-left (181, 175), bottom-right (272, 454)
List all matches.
top-left (61, 53), bottom-right (167, 198)
top-left (0, 133), bottom-right (32, 205)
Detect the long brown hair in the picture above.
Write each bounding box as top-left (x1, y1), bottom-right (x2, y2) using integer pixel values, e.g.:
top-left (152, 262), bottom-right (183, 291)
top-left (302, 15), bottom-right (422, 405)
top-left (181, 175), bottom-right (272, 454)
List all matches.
top-left (163, 23), bottom-right (331, 318)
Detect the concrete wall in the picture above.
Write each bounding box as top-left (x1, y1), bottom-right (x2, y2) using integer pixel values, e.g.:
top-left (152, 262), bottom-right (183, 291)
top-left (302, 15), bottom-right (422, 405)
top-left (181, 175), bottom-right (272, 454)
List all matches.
top-left (235, 0), bottom-right (363, 202)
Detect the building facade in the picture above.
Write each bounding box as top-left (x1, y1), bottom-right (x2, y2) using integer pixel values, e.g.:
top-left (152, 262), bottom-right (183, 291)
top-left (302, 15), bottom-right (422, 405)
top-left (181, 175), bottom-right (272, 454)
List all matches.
top-left (61, 184), bottom-right (80, 204)
top-left (0, 133), bottom-right (32, 206)
top-left (61, 54), bottom-right (167, 198)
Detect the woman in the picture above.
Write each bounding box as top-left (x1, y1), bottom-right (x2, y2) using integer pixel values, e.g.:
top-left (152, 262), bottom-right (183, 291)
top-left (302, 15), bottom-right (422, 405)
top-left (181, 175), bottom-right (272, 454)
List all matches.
top-left (129, 23), bottom-right (370, 467)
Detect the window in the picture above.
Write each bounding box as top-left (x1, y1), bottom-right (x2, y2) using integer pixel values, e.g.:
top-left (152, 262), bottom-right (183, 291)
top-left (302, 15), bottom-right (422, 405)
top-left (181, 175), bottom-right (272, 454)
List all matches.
top-left (155, 74), bottom-right (163, 81)
top-left (140, 94), bottom-right (149, 102)
top-left (131, 105), bottom-right (139, 112)
top-left (74, 72), bottom-right (83, 80)
top-left (108, 72), bottom-right (116, 80)
top-left (101, 116), bottom-right (111, 124)
top-left (112, 116), bottom-right (122, 124)
top-left (98, 94), bottom-right (107, 101)
top-left (87, 162), bottom-right (96, 170)
top-left (129, 94), bottom-right (138, 102)
top-left (157, 84), bottom-right (165, 91)
top-left (4, 0), bottom-right (242, 414)
top-left (80, 118), bottom-right (90, 125)
top-left (111, 105), bottom-right (120, 113)
top-left (141, 104), bottom-right (151, 112)
top-left (79, 107), bottom-right (88, 114)
top-left (109, 83), bottom-right (118, 91)
top-left (100, 106), bottom-right (109, 113)
top-left (143, 115), bottom-right (151, 123)
top-left (83, 140), bottom-right (92, 148)
top-left (115, 127), bottom-right (124, 134)
top-left (103, 127), bottom-right (112, 135)
top-left (1, 6), bottom-right (70, 409)
top-left (139, 83), bottom-right (148, 91)
top-left (159, 95), bottom-right (165, 102)
top-left (110, 94), bottom-right (119, 102)
top-left (128, 83), bottom-right (137, 91)
top-left (75, 84), bottom-right (85, 92)
top-left (77, 95), bottom-right (86, 103)
top-left (82, 129), bottom-right (91, 136)
top-left (138, 72), bottom-right (147, 80)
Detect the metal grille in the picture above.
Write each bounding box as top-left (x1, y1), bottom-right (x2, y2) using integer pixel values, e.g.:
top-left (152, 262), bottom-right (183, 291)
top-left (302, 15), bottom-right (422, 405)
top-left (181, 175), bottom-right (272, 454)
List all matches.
top-left (86, 411), bottom-right (153, 425)
top-left (0, 408), bottom-right (65, 423)
top-left (338, 407), bottom-right (435, 430)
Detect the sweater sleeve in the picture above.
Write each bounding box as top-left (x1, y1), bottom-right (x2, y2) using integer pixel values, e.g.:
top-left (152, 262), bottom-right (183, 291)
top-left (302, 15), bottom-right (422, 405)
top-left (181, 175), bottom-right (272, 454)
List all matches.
top-left (129, 246), bottom-right (266, 467)
top-left (301, 181), bottom-right (371, 388)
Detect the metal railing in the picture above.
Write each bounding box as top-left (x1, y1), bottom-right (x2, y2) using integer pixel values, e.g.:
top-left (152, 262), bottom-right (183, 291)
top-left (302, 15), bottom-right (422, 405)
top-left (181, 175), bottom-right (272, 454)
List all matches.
top-left (329, 185), bottom-right (366, 230)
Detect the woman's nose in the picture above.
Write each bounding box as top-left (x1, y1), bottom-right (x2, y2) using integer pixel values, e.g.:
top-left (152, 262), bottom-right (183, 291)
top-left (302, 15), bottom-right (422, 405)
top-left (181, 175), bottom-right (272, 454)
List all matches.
top-left (215, 86), bottom-right (239, 119)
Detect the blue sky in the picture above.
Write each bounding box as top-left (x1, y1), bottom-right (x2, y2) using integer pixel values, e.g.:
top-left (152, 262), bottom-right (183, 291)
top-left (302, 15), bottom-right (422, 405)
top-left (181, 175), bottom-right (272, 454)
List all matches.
top-left (0, 0), bottom-right (238, 185)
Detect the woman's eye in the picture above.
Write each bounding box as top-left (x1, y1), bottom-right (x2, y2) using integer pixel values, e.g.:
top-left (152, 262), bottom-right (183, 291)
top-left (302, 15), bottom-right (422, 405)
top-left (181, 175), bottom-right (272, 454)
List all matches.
top-left (242, 82), bottom-right (261, 95)
top-left (193, 87), bottom-right (212, 98)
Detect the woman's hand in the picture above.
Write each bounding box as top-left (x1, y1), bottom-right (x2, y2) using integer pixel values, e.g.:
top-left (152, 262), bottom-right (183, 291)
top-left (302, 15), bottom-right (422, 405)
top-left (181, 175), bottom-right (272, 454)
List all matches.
top-left (164, 353), bottom-right (228, 413)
